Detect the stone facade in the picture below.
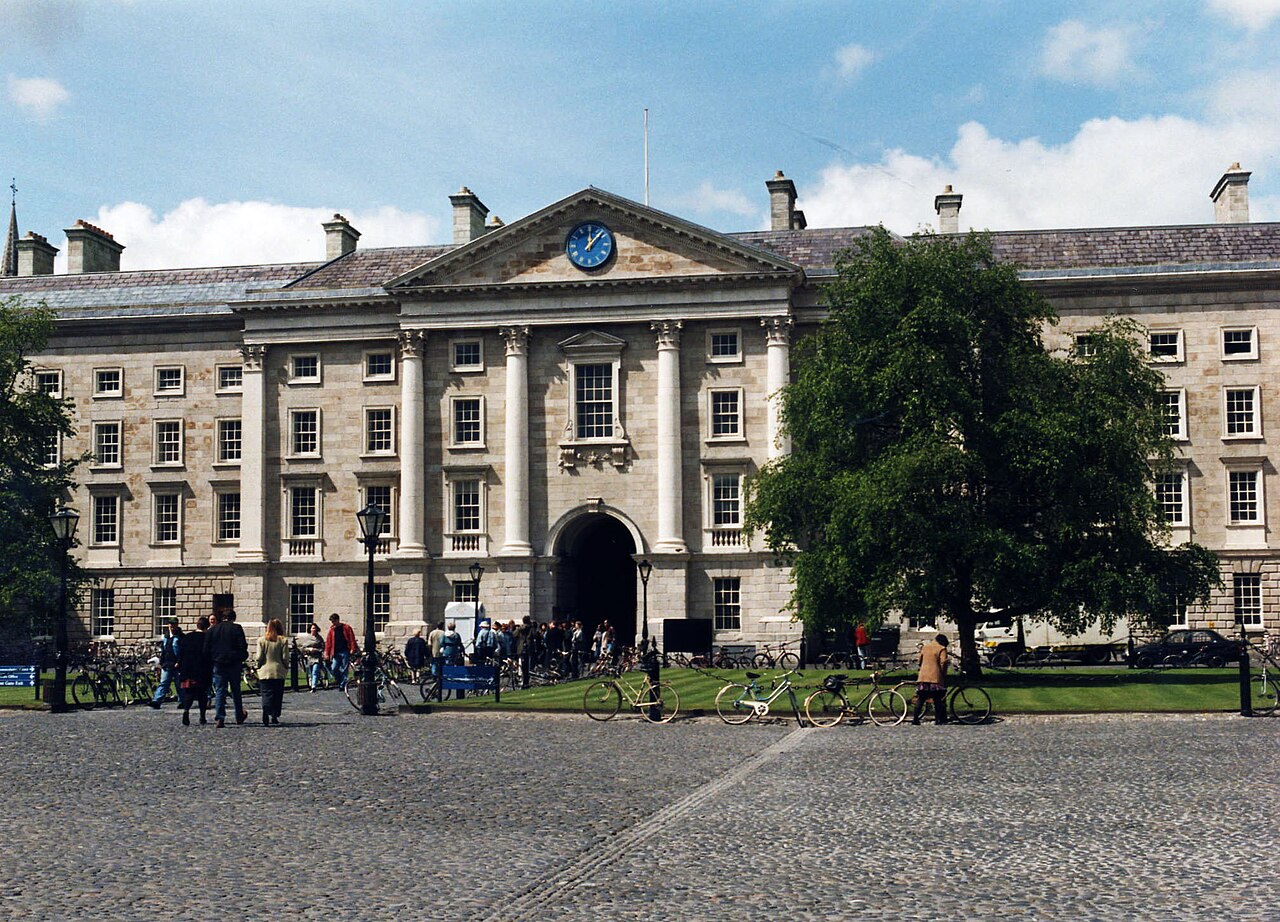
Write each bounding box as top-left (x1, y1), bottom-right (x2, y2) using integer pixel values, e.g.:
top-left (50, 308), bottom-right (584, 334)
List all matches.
top-left (10, 170), bottom-right (1280, 647)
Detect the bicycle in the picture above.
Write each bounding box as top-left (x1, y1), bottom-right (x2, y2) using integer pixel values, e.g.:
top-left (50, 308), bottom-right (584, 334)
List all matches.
top-left (804, 672), bottom-right (907, 728)
top-left (892, 677), bottom-right (993, 725)
top-left (751, 642), bottom-right (801, 670)
top-left (345, 668), bottom-right (409, 711)
top-left (714, 669), bottom-right (805, 726)
top-left (1249, 636), bottom-right (1279, 715)
top-left (582, 672), bottom-right (679, 723)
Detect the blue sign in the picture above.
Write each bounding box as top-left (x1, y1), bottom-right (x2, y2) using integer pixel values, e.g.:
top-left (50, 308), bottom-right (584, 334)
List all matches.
top-left (0, 666), bottom-right (37, 687)
top-left (441, 665), bottom-right (497, 692)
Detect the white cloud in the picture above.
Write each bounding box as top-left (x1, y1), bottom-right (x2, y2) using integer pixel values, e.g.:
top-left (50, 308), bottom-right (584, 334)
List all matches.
top-left (834, 43), bottom-right (876, 81)
top-left (1039, 20), bottom-right (1132, 87)
top-left (1207, 0), bottom-right (1280, 31)
top-left (7, 75), bottom-right (69, 118)
top-left (676, 181), bottom-right (758, 219)
top-left (57, 199), bottom-right (441, 271)
top-left (798, 69), bottom-right (1280, 234)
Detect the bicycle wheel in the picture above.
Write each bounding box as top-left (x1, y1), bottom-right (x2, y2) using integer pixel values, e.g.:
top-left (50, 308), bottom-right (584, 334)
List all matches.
top-left (387, 681), bottom-right (409, 708)
top-left (778, 652), bottom-right (800, 669)
top-left (419, 675), bottom-right (439, 702)
top-left (804, 689), bottom-right (847, 728)
top-left (950, 686), bottom-right (992, 724)
top-left (639, 682), bottom-right (680, 724)
top-left (70, 673), bottom-right (97, 709)
top-left (1250, 674), bottom-right (1280, 714)
top-left (583, 681), bottom-right (621, 721)
top-left (714, 683), bottom-right (756, 725)
top-left (867, 689), bottom-right (908, 726)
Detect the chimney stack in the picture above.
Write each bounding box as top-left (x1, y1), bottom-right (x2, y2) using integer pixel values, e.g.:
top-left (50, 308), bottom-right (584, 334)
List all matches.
top-left (766, 170), bottom-right (806, 231)
top-left (450, 187), bottom-right (489, 244)
top-left (934, 185), bottom-right (963, 234)
top-left (16, 232), bottom-right (57, 276)
top-left (64, 220), bottom-right (123, 273)
top-left (322, 213), bottom-right (360, 260)
top-left (1211, 163), bottom-right (1250, 224)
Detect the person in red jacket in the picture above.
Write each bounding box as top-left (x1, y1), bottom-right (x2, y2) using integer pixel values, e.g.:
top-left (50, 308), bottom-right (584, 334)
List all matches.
top-left (324, 612), bottom-right (359, 692)
top-left (854, 622), bottom-right (871, 670)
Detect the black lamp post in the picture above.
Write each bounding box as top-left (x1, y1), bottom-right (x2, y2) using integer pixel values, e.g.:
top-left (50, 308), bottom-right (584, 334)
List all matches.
top-left (49, 507), bottom-right (79, 714)
top-left (637, 559), bottom-right (659, 721)
top-left (637, 559), bottom-right (653, 650)
top-left (469, 560), bottom-right (484, 628)
top-left (356, 502), bottom-right (388, 716)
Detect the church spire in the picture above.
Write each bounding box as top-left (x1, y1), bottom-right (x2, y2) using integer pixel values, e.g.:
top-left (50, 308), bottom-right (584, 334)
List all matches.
top-left (1, 179), bottom-right (17, 277)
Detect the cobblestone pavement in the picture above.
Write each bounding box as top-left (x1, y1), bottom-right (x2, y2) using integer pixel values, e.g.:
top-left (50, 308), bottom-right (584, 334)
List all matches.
top-left (1, 696), bottom-right (1276, 921)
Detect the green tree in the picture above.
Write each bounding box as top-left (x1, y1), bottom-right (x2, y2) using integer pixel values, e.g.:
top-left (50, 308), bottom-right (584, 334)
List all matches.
top-left (0, 297), bottom-right (86, 641)
top-left (746, 229), bottom-right (1219, 674)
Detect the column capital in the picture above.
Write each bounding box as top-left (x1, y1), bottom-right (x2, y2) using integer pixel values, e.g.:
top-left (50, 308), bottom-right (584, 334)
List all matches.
top-left (650, 319), bottom-right (683, 349)
top-left (761, 315), bottom-right (793, 347)
top-left (397, 329), bottom-right (427, 359)
top-left (239, 343), bottom-right (266, 371)
top-left (499, 325), bottom-right (531, 356)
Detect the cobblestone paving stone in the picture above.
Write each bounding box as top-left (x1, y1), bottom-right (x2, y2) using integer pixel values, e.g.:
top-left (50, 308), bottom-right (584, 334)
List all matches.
top-left (0, 698), bottom-right (1275, 921)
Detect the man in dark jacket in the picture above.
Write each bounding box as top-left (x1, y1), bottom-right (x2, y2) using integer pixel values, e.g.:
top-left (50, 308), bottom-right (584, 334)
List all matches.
top-left (178, 615), bottom-right (213, 725)
top-left (404, 628), bottom-right (429, 682)
top-left (205, 608), bottom-right (249, 728)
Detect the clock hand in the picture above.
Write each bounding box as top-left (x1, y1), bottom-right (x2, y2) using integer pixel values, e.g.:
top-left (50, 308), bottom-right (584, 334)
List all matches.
top-left (585, 228), bottom-right (603, 250)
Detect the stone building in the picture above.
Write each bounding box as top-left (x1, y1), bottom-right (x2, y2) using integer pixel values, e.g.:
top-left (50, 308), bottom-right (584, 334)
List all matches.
top-left (6, 165), bottom-right (1279, 645)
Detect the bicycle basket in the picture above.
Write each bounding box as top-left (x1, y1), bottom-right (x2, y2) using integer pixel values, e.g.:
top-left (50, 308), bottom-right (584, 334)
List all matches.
top-left (821, 675), bottom-right (845, 692)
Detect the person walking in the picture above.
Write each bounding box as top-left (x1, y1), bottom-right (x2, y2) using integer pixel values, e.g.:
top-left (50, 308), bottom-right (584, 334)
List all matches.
top-left (256, 618), bottom-right (289, 726)
top-left (854, 622), bottom-right (871, 670)
top-left (301, 623), bottom-right (325, 691)
top-left (325, 613), bottom-right (358, 692)
top-left (404, 628), bottom-right (429, 683)
top-left (428, 620), bottom-right (445, 679)
top-left (149, 619), bottom-right (182, 709)
top-left (912, 634), bottom-right (950, 726)
top-left (440, 620), bottom-right (465, 699)
top-left (206, 608), bottom-right (249, 728)
top-left (177, 615), bottom-right (212, 726)
top-left (515, 616), bottom-right (533, 689)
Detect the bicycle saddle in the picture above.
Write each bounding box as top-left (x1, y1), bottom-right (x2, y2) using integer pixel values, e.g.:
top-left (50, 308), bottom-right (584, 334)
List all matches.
top-left (745, 671), bottom-right (762, 680)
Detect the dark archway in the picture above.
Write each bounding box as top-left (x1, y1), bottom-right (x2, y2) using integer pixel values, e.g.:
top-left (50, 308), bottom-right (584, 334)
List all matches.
top-left (555, 514), bottom-right (637, 644)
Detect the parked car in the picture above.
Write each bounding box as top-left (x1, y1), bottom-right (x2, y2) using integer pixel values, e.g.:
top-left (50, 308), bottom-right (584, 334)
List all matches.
top-left (1132, 629), bottom-right (1242, 668)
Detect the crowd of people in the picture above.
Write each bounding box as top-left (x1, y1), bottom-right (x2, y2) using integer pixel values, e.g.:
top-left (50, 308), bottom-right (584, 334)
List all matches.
top-left (406, 615), bottom-right (622, 689)
top-left (147, 609), bottom-right (363, 727)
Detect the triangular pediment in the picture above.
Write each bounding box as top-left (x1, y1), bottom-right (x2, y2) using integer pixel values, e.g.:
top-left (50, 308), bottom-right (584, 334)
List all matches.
top-left (387, 188), bottom-right (797, 293)
top-left (558, 329), bottom-right (627, 354)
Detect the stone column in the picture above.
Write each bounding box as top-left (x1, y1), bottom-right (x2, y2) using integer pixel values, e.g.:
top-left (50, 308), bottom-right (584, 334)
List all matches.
top-left (762, 317), bottom-right (793, 459)
top-left (236, 344), bottom-right (268, 562)
top-left (651, 320), bottom-right (687, 553)
top-left (396, 331), bottom-right (428, 557)
top-left (499, 326), bottom-right (533, 556)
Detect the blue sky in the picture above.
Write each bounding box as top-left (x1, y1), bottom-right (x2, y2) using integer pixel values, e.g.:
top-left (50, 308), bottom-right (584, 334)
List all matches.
top-left (2, 0), bottom-right (1279, 269)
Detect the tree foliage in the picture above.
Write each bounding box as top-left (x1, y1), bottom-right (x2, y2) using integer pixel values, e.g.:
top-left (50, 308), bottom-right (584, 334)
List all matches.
top-left (0, 297), bottom-right (86, 642)
top-left (745, 229), bottom-right (1220, 672)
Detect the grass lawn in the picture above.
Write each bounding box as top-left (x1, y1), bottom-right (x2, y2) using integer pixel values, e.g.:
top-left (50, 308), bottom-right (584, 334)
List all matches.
top-left (411, 666), bottom-right (1266, 717)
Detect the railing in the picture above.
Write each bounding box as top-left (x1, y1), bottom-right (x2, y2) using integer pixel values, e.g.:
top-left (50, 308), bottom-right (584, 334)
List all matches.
top-left (287, 538), bottom-right (317, 557)
top-left (450, 533), bottom-right (481, 553)
top-left (373, 538), bottom-right (393, 555)
top-left (708, 529), bottom-right (745, 549)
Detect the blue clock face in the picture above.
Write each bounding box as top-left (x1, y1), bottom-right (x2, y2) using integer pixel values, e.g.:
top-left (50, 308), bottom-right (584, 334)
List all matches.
top-left (565, 221), bottom-right (615, 269)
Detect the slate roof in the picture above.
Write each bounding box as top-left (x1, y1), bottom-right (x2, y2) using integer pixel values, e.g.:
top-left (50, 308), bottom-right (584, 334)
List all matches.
top-left (4, 221), bottom-right (1280, 315)
top-left (987, 222), bottom-right (1280, 272)
top-left (0, 262), bottom-right (315, 318)
top-left (284, 245), bottom-right (452, 291)
top-left (730, 227), bottom-right (886, 274)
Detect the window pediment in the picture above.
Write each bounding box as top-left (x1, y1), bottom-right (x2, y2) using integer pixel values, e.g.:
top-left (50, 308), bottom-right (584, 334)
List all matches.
top-left (558, 330), bottom-right (627, 357)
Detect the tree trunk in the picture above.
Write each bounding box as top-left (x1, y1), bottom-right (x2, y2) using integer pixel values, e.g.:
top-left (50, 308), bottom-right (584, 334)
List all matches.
top-left (953, 610), bottom-right (983, 678)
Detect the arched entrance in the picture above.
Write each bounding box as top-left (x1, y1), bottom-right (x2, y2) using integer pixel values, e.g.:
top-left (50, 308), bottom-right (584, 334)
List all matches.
top-left (554, 514), bottom-right (637, 644)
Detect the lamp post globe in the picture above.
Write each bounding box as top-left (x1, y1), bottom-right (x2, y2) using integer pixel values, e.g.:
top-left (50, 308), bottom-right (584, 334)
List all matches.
top-left (469, 561), bottom-right (484, 627)
top-left (48, 507), bottom-right (80, 714)
top-left (355, 503), bottom-right (387, 716)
